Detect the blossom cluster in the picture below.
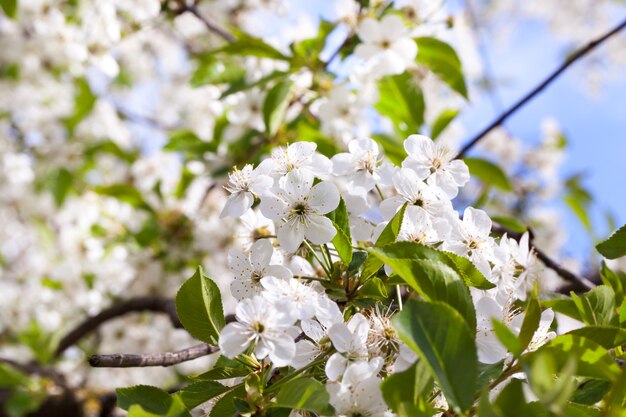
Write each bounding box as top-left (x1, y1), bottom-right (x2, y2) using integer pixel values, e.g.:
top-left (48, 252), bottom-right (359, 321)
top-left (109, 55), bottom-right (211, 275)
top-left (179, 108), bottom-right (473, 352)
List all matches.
top-left (217, 135), bottom-right (556, 414)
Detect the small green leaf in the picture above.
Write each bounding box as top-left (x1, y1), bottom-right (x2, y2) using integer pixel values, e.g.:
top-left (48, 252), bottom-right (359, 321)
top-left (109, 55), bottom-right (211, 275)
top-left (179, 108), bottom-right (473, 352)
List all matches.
top-left (164, 130), bottom-right (217, 155)
top-left (177, 381), bottom-right (230, 409)
top-left (213, 33), bottom-right (290, 61)
top-left (375, 73), bottom-right (425, 137)
top-left (526, 335), bottom-right (620, 380)
top-left (431, 108), bottom-right (459, 139)
top-left (393, 299), bottom-right (478, 414)
top-left (326, 197), bottom-right (353, 265)
top-left (94, 184), bottom-right (153, 212)
top-left (415, 37), bottom-right (467, 98)
top-left (381, 361), bottom-right (433, 414)
top-left (190, 58), bottom-right (245, 87)
top-left (518, 293), bottom-right (541, 351)
top-left (491, 216), bottom-right (527, 234)
top-left (263, 79), bottom-right (294, 137)
top-left (274, 377), bottom-right (333, 415)
top-left (175, 266), bottom-right (225, 345)
top-left (1, 0), bottom-right (18, 19)
top-left (566, 326), bottom-right (626, 349)
top-left (116, 385), bottom-right (190, 417)
top-left (50, 168), bottom-right (73, 207)
top-left (65, 77), bottom-right (96, 134)
top-left (492, 319), bottom-right (522, 357)
top-left (464, 157), bottom-right (513, 192)
top-left (596, 223), bottom-right (626, 259)
top-left (361, 203), bottom-right (408, 281)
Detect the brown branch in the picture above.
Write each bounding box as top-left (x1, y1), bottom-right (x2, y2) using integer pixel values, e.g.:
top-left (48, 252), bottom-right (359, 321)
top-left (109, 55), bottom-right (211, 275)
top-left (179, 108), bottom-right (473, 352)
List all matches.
top-left (491, 224), bottom-right (595, 291)
top-left (54, 296), bottom-right (181, 358)
top-left (455, 16), bottom-right (626, 159)
top-left (88, 343), bottom-right (217, 368)
top-left (185, 5), bottom-right (236, 43)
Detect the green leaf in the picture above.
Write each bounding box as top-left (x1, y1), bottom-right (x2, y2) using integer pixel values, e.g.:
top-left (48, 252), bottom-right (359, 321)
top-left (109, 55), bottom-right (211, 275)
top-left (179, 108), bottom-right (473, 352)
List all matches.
top-left (116, 385), bottom-right (190, 417)
top-left (431, 108), bottom-right (459, 139)
top-left (175, 266), bottom-right (225, 345)
top-left (164, 130), bottom-right (217, 156)
top-left (274, 377), bottom-right (333, 415)
top-left (566, 326), bottom-right (626, 349)
top-left (194, 356), bottom-right (250, 381)
top-left (464, 157), bottom-right (513, 192)
top-left (493, 379), bottom-right (549, 417)
top-left (393, 299), bottom-right (478, 413)
top-left (220, 70), bottom-right (287, 98)
top-left (262, 79), bottom-right (294, 137)
top-left (190, 57), bottom-right (245, 87)
top-left (213, 33), bottom-right (290, 61)
top-left (491, 216), bottom-right (527, 234)
top-left (381, 361), bottom-right (433, 414)
top-left (177, 381), bottom-right (230, 409)
top-left (375, 72), bottom-right (425, 137)
top-left (326, 197), bottom-right (353, 265)
top-left (372, 133), bottom-right (407, 166)
top-left (571, 286), bottom-right (615, 326)
top-left (571, 379), bottom-right (611, 405)
top-left (596, 223), bottom-right (626, 259)
top-left (440, 250), bottom-right (494, 290)
top-left (361, 203), bottom-right (408, 281)
top-left (600, 262), bottom-right (625, 306)
top-left (65, 77), bottom-right (96, 134)
top-left (518, 293), bottom-right (541, 351)
top-left (526, 335), bottom-right (621, 380)
top-left (0, 0), bottom-right (18, 19)
top-left (415, 37), bottom-right (468, 98)
top-left (564, 174), bottom-right (593, 232)
top-left (370, 242), bottom-right (477, 330)
top-left (210, 385), bottom-right (245, 417)
top-left (492, 319), bottom-right (522, 357)
top-left (94, 184), bottom-right (153, 212)
top-left (49, 167), bottom-right (73, 207)
top-left (0, 363), bottom-right (29, 388)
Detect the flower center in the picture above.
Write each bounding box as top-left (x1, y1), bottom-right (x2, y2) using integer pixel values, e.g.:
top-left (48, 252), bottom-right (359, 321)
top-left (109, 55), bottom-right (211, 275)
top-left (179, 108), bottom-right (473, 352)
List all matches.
top-left (252, 321), bottom-right (265, 333)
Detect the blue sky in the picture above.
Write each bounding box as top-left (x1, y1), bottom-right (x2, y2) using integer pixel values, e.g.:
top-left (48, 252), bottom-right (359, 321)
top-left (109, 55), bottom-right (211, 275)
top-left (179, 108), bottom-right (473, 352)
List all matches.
top-left (458, 16), bottom-right (626, 260)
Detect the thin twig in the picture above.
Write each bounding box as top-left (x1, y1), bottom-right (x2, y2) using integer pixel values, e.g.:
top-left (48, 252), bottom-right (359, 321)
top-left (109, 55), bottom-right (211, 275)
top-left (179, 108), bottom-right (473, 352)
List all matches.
top-left (456, 16), bottom-right (626, 158)
top-left (491, 224), bottom-right (595, 291)
top-left (185, 5), bottom-right (236, 43)
top-left (88, 343), bottom-right (217, 368)
top-left (54, 296), bottom-right (181, 358)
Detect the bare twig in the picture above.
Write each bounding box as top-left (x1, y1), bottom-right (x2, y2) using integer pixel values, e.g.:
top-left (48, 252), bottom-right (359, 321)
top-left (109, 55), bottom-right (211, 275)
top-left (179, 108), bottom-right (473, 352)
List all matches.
top-left (491, 224), bottom-right (595, 291)
top-left (456, 16), bottom-right (626, 158)
top-left (54, 296), bottom-right (181, 358)
top-left (88, 343), bottom-right (217, 368)
top-left (185, 5), bottom-right (236, 43)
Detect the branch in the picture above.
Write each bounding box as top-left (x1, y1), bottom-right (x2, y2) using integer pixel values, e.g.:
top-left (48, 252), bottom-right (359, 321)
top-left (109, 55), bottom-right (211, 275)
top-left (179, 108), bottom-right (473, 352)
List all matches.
top-left (185, 5), bottom-right (236, 43)
top-left (455, 16), bottom-right (626, 158)
top-left (0, 357), bottom-right (66, 386)
top-left (54, 296), bottom-right (181, 358)
top-left (491, 224), bottom-right (595, 291)
top-left (88, 343), bottom-right (217, 368)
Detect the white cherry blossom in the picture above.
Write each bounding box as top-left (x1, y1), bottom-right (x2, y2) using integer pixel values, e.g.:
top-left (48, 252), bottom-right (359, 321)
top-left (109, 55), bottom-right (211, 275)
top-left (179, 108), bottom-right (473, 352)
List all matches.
top-left (218, 295), bottom-right (298, 366)
top-left (220, 164), bottom-right (272, 218)
top-left (260, 170), bottom-right (340, 252)
top-left (325, 313), bottom-right (370, 381)
top-left (228, 239), bottom-right (291, 300)
top-left (331, 138), bottom-right (382, 194)
top-left (354, 14), bottom-right (418, 77)
top-left (403, 134), bottom-right (470, 198)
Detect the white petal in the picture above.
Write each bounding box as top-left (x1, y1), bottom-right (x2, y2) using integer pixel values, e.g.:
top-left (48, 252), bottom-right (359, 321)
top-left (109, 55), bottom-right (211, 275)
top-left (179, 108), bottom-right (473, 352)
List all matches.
top-left (219, 323), bottom-right (255, 358)
top-left (357, 18), bottom-right (381, 43)
top-left (292, 340), bottom-right (320, 369)
top-left (325, 352), bottom-right (348, 381)
top-left (259, 194), bottom-right (289, 220)
top-left (261, 330), bottom-right (296, 367)
top-left (220, 192), bottom-right (253, 218)
top-left (304, 215), bottom-right (337, 245)
top-left (308, 181), bottom-right (340, 214)
top-left (380, 14), bottom-right (407, 39)
top-left (250, 239), bottom-right (273, 270)
top-left (331, 153), bottom-right (354, 176)
top-left (230, 277), bottom-right (261, 300)
top-left (281, 170), bottom-right (314, 202)
top-left (264, 264), bottom-right (292, 280)
top-left (328, 323), bottom-right (353, 352)
top-left (464, 207), bottom-right (492, 235)
top-left (228, 249), bottom-right (253, 279)
top-left (288, 141), bottom-right (316, 161)
top-left (277, 221), bottom-right (305, 253)
top-left (392, 37), bottom-right (418, 62)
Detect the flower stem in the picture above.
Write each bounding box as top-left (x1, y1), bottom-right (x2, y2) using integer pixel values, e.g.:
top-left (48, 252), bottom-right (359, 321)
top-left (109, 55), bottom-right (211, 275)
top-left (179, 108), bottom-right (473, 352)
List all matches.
top-left (303, 240), bottom-right (332, 277)
top-left (396, 285), bottom-right (403, 311)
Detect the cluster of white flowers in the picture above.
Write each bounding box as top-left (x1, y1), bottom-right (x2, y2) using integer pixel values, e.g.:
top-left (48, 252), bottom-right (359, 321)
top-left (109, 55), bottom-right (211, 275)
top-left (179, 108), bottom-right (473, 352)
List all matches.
top-left (218, 134), bottom-right (556, 413)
